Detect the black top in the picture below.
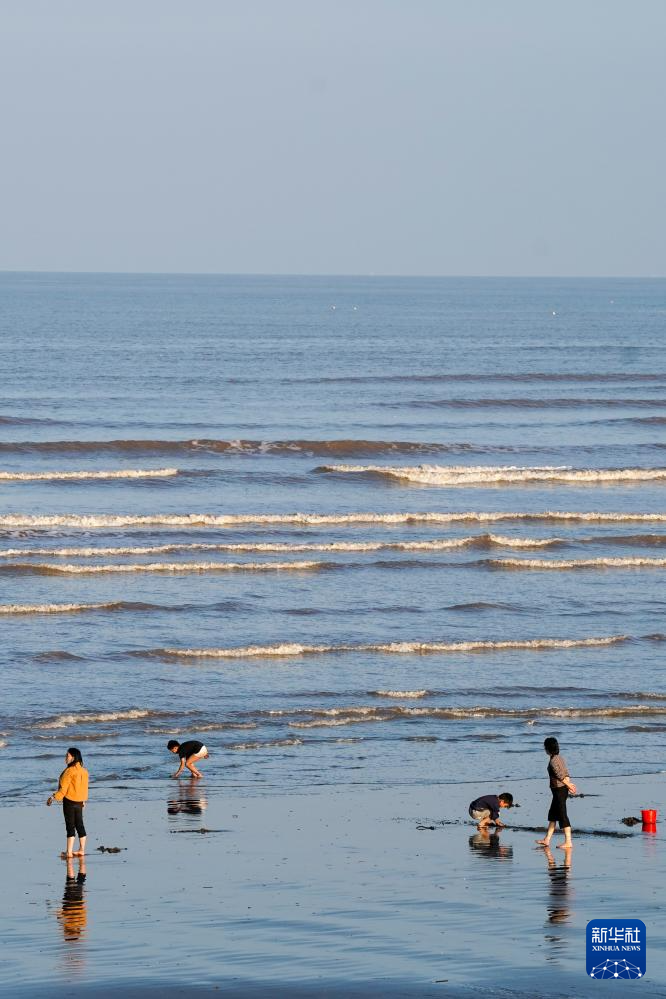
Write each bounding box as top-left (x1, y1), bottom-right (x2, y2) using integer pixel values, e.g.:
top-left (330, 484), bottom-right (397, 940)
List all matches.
top-left (178, 740), bottom-right (204, 760)
top-left (469, 794), bottom-right (500, 819)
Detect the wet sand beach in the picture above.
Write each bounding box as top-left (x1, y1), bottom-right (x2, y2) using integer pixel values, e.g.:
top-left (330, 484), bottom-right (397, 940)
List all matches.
top-left (2, 774), bottom-right (664, 998)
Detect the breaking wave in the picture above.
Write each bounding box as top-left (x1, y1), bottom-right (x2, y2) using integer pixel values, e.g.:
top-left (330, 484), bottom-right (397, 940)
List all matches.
top-left (0, 439), bottom-right (477, 458)
top-left (4, 510), bottom-right (666, 529)
top-left (0, 534), bottom-right (560, 559)
top-left (286, 703), bottom-right (666, 729)
top-left (371, 690), bottom-right (428, 698)
top-left (0, 601), bottom-right (141, 615)
top-left (228, 738), bottom-right (303, 751)
top-left (159, 635), bottom-right (627, 659)
top-left (490, 557), bottom-right (666, 571)
top-left (317, 463), bottom-right (666, 487)
top-left (34, 709), bottom-right (156, 729)
top-left (0, 468), bottom-right (179, 481)
top-left (0, 560), bottom-right (323, 575)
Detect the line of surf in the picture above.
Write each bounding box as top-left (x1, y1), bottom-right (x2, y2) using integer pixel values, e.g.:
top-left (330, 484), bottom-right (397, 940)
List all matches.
top-left (489, 557), bottom-right (666, 570)
top-left (0, 534), bottom-right (560, 558)
top-left (286, 703), bottom-right (666, 728)
top-left (0, 468), bottom-right (179, 480)
top-left (0, 601), bottom-right (124, 615)
top-left (3, 510), bottom-right (666, 529)
top-left (0, 560), bottom-right (323, 575)
top-left (158, 635), bottom-right (627, 659)
top-left (317, 463), bottom-right (666, 486)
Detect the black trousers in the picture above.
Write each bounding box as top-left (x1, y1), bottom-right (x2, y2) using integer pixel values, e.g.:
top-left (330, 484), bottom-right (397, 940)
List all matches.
top-left (63, 797), bottom-right (86, 838)
top-left (547, 786), bottom-right (570, 829)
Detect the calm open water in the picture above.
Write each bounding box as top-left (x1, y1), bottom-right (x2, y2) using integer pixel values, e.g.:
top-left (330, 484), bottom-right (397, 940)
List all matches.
top-left (1, 273), bottom-right (666, 805)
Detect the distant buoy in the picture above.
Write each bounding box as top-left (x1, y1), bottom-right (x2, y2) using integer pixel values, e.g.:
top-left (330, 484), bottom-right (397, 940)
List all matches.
top-left (552, 311), bottom-right (557, 316)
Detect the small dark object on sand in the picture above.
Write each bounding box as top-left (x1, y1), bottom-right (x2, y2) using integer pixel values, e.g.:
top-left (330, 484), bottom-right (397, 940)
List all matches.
top-left (416, 824), bottom-right (436, 831)
top-left (169, 827), bottom-right (225, 834)
top-left (97, 845), bottom-right (125, 853)
top-left (432, 819), bottom-right (633, 839)
top-left (621, 816), bottom-right (642, 826)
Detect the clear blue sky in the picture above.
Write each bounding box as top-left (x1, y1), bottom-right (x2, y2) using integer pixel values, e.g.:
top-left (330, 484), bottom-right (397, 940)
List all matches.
top-left (1, 1), bottom-right (664, 276)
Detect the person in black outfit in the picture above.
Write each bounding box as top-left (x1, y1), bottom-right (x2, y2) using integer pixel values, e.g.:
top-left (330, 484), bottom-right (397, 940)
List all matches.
top-left (468, 792), bottom-right (514, 829)
top-left (166, 739), bottom-right (209, 779)
top-left (536, 736), bottom-right (577, 850)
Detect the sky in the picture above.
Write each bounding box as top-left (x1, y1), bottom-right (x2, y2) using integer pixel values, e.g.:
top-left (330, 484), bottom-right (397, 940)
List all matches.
top-left (1, 0), bottom-right (665, 276)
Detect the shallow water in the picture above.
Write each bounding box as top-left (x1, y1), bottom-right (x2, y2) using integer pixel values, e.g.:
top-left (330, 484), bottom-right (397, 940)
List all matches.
top-left (2, 274), bottom-right (666, 803)
top-left (1, 778), bottom-right (665, 997)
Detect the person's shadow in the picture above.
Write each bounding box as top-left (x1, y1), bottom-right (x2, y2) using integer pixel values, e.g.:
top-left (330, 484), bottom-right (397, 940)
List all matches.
top-left (468, 830), bottom-right (513, 860)
top-left (167, 781), bottom-right (208, 820)
top-left (56, 856), bottom-right (87, 945)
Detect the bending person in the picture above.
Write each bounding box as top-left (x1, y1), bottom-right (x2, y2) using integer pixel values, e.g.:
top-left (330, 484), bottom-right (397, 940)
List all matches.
top-left (167, 738), bottom-right (209, 779)
top-left (47, 747), bottom-right (89, 858)
top-left (536, 736), bottom-right (577, 851)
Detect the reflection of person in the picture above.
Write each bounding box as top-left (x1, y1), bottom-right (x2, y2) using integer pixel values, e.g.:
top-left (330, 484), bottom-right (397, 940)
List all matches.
top-left (167, 781), bottom-right (208, 816)
top-left (543, 845), bottom-right (572, 925)
top-left (46, 748), bottom-right (89, 858)
top-left (167, 739), bottom-right (208, 778)
top-left (57, 855), bottom-right (87, 942)
top-left (468, 791), bottom-right (514, 829)
top-left (468, 831), bottom-right (513, 860)
top-left (536, 737), bottom-right (577, 851)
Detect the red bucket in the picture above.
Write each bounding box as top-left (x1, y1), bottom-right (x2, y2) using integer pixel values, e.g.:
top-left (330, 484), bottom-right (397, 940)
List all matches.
top-left (642, 809), bottom-right (658, 824)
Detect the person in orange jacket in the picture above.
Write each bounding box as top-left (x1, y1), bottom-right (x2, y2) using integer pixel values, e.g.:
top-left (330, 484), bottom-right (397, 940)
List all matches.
top-left (47, 747), bottom-right (89, 858)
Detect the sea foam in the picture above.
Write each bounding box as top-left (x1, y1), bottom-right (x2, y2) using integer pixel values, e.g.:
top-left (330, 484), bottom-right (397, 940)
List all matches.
top-left (0, 468), bottom-right (178, 480)
top-left (317, 463), bottom-right (666, 486)
top-left (490, 557), bottom-right (666, 570)
top-left (0, 534), bottom-right (560, 559)
top-left (0, 601), bottom-right (124, 615)
top-left (160, 635), bottom-right (627, 659)
top-left (2, 510), bottom-right (666, 528)
top-left (0, 560), bottom-right (323, 575)
top-left (35, 709), bottom-right (154, 729)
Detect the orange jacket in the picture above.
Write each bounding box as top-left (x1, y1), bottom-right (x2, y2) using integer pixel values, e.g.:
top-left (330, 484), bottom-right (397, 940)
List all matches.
top-left (54, 763), bottom-right (89, 802)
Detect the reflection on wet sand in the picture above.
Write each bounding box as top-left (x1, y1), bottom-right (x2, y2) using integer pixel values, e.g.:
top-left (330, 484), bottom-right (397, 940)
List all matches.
top-left (468, 830), bottom-right (513, 860)
top-left (54, 855), bottom-right (87, 972)
top-left (167, 782), bottom-right (208, 820)
top-left (543, 846), bottom-right (573, 959)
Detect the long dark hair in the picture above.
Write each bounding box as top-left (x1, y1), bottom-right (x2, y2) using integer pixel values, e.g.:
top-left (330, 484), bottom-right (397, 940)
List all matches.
top-left (66, 747), bottom-right (83, 767)
top-left (544, 737), bottom-right (559, 756)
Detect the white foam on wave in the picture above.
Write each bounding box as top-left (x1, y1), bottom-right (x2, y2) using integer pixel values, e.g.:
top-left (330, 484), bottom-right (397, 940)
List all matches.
top-left (318, 463), bottom-right (666, 486)
top-left (35, 709), bottom-right (152, 729)
top-left (492, 557), bottom-right (666, 570)
top-left (162, 634), bottom-right (627, 658)
top-left (288, 703), bottom-right (666, 728)
top-left (228, 737), bottom-right (303, 751)
top-left (2, 510), bottom-right (666, 529)
top-left (0, 534), bottom-right (560, 558)
top-left (0, 468), bottom-right (179, 480)
top-left (6, 560), bottom-right (323, 575)
top-left (372, 690), bottom-right (429, 698)
top-left (0, 601), bottom-right (121, 615)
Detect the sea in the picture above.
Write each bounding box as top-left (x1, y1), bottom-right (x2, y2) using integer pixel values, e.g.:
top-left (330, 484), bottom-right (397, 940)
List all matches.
top-left (1, 272), bottom-right (665, 806)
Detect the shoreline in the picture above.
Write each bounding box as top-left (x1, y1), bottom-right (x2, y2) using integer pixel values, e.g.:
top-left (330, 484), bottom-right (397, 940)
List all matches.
top-left (1, 774), bottom-right (664, 997)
